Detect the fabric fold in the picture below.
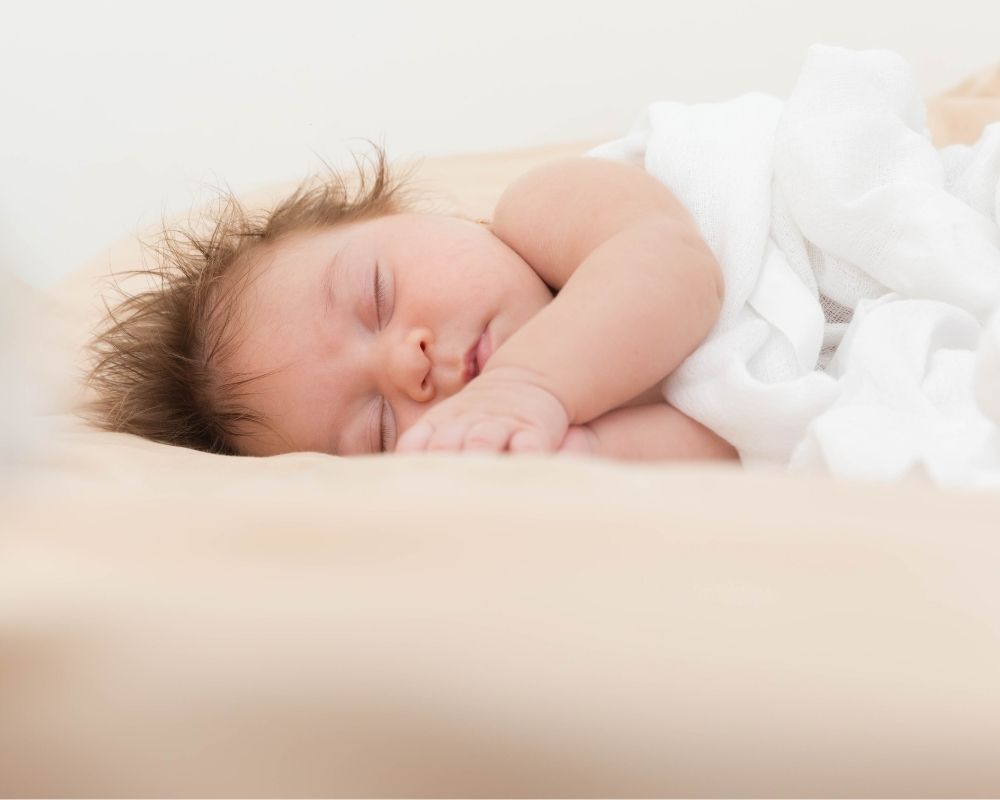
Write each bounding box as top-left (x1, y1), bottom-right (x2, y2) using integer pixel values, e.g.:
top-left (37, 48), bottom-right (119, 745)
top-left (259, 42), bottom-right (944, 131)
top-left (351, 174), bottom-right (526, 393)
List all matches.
top-left (590, 45), bottom-right (1000, 488)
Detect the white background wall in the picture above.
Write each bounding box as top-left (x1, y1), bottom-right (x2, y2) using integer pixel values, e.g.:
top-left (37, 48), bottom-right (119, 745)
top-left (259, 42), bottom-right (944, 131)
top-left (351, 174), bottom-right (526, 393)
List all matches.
top-left (3, 0), bottom-right (999, 288)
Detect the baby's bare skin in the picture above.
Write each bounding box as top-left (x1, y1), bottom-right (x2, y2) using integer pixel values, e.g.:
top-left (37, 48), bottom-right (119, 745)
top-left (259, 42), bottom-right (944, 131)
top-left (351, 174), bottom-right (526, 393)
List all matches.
top-left (223, 158), bottom-right (735, 461)
top-left (397, 157), bottom-right (734, 459)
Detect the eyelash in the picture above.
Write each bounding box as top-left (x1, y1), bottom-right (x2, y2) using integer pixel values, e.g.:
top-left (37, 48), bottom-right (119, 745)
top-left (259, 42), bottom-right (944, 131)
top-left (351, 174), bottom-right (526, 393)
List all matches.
top-left (379, 399), bottom-right (391, 453)
top-left (374, 263), bottom-right (388, 326)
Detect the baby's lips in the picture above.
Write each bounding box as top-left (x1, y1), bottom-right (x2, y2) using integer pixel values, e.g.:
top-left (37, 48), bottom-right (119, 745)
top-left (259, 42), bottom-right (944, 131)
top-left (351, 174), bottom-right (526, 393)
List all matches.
top-left (463, 331), bottom-right (485, 383)
top-left (464, 327), bottom-right (493, 384)
top-left (476, 328), bottom-right (493, 373)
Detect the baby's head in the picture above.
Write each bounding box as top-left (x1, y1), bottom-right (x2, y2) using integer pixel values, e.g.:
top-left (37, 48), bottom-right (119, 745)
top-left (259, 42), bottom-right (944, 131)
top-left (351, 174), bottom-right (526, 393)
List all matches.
top-left (88, 147), bottom-right (553, 456)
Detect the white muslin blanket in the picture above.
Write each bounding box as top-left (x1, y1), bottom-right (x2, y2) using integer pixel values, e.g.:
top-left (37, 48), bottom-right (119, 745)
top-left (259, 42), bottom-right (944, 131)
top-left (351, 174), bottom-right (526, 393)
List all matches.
top-left (589, 46), bottom-right (1000, 489)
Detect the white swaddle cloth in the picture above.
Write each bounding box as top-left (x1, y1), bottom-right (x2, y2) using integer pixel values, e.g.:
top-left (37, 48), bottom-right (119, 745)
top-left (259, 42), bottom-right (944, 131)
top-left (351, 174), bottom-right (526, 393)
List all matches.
top-left (589, 45), bottom-right (1000, 489)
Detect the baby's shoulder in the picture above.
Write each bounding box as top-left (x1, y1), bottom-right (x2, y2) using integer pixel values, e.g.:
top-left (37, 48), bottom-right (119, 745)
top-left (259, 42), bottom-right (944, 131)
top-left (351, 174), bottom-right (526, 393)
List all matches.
top-left (491, 156), bottom-right (697, 290)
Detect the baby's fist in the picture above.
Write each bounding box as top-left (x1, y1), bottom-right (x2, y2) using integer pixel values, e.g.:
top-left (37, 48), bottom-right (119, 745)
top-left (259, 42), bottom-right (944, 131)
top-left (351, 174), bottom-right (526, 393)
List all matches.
top-left (556, 424), bottom-right (600, 457)
top-left (394, 367), bottom-right (570, 455)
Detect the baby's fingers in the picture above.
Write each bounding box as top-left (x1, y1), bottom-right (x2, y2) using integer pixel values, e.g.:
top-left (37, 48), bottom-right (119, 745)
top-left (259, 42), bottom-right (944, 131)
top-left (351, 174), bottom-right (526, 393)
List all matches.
top-left (426, 422), bottom-right (468, 452)
top-left (463, 419), bottom-right (512, 452)
top-left (509, 429), bottom-right (547, 453)
top-left (394, 421), bottom-right (433, 453)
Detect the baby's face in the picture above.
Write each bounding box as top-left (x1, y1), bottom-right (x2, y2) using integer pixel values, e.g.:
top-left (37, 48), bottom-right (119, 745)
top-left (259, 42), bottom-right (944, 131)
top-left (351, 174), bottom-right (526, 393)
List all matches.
top-left (224, 213), bottom-right (554, 455)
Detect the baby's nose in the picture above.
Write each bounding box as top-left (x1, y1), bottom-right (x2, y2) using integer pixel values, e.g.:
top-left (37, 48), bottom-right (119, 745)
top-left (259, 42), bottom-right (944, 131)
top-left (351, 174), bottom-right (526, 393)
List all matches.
top-left (387, 327), bottom-right (435, 403)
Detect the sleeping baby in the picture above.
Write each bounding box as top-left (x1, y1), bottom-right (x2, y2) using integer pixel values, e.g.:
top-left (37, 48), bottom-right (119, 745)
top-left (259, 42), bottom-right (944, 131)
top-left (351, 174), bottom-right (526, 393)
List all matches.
top-left (90, 45), bottom-right (1000, 484)
top-left (88, 147), bottom-right (737, 461)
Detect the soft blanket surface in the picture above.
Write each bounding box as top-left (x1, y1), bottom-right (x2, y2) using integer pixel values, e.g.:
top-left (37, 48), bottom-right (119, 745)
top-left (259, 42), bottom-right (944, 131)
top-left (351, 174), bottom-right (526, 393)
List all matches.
top-left (591, 46), bottom-right (1000, 488)
top-left (4, 53), bottom-right (1000, 798)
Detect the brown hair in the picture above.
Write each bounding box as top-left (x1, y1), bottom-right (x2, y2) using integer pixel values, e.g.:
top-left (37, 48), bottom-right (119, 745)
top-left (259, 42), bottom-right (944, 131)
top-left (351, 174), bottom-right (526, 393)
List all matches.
top-left (86, 142), bottom-right (417, 455)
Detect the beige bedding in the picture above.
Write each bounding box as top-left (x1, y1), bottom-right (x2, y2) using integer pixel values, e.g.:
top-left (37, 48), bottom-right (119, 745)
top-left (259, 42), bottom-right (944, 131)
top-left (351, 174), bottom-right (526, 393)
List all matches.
top-left (3, 68), bottom-right (1000, 797)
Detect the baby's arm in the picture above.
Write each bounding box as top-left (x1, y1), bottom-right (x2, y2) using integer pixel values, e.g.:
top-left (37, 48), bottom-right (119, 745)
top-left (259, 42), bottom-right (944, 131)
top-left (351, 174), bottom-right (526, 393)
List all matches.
top-left (561, 403), bottom-right (738, 461)
top-left (486, 157), bottom-right (723, 425)
top-left (397, 157), bottom-right (724, 453)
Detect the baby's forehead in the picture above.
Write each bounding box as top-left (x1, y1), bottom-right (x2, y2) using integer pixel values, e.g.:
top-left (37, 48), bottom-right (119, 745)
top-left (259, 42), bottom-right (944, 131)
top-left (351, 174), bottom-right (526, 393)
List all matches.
top-left (266, 221), bottom-right (390, 285)
top-left (220, 226), bottom-right (361, 353)
top-left (262, 225), bottom-right (350, 268)
top-left (234, 227), bottom-right (345, 302)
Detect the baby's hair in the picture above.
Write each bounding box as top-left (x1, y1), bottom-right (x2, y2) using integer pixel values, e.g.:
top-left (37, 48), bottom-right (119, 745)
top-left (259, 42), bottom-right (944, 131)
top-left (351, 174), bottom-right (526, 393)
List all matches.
top-left (86, 141), bottom-right (416, 455)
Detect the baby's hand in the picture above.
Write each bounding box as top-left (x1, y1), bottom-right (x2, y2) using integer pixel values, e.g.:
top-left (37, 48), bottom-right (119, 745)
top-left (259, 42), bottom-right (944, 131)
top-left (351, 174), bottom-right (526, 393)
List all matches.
top-left (394, 367), bottom-right (570, 454)
top-left (556, 424), bottom-right (600, 457)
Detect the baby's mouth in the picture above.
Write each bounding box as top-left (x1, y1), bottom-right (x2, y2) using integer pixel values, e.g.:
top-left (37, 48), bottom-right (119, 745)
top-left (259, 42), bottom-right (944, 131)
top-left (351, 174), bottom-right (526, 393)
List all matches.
top-left (464, 335), bottom-right (482, 383)
top-left (464, 329), bottom-right (490, 383)
top-left (476, 328), bottom-right (493, 373)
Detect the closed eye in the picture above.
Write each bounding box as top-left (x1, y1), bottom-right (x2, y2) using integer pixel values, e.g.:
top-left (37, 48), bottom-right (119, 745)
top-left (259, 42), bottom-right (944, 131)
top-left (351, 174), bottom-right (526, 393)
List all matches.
top-left (374, 262), bottom-right (389, 327)
top-left (380, 397), bottom-right (393, 453)
top-left (373, 262), bottom-right (396, 452)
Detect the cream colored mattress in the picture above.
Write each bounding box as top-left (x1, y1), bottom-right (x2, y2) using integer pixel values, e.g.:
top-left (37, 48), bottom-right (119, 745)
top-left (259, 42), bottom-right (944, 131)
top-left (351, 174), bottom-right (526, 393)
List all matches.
top-left (3, 68), bottom-right (1000, 796)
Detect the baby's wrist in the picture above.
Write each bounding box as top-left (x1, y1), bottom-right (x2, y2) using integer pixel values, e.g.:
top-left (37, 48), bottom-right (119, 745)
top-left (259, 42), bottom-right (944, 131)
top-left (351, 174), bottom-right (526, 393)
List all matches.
top-left (478, 362), bottom-right (574, 426)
